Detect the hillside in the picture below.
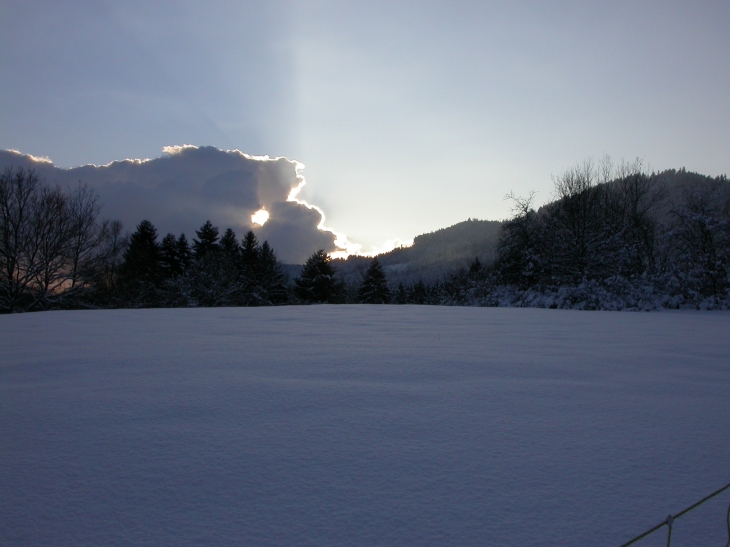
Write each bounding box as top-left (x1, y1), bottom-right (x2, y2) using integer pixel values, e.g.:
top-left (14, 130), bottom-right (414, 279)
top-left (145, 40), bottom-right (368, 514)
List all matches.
top-left (332, 218), bottom-right (503, 285)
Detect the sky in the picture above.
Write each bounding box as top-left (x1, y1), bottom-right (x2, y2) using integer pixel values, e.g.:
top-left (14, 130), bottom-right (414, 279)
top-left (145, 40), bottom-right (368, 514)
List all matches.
top-left (1, 0), bottom-right (729, 257)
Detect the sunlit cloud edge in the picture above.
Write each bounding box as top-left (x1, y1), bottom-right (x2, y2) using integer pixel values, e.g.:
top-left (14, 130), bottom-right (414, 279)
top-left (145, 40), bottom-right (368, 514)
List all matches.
top-left (5, 149), bottom-right (54, 164)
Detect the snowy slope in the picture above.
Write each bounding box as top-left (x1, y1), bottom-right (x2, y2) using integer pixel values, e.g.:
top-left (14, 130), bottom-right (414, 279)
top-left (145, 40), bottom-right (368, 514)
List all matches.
top-left (1, 306), bottom-right (729, 546)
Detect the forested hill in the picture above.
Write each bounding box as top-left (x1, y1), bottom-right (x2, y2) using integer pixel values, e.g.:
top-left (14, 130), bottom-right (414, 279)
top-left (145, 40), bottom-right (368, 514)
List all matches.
top-left (328, 169), bottom-right (728, 285)
top-left (395, 218), bottom-right (503, 265)
top-left (651, 168), bottom-right (729, 216)
top-left (534, 167), bottom-right (728, 220)
top-left (331, 219), bottom-right (503, 285)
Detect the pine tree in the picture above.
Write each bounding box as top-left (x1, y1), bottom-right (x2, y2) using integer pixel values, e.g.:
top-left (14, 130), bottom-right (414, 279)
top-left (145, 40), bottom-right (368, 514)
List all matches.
top-left (236, 230), bottom-right (262, 304)
top-left (220, 228), bottom-right (240, 258)
top-left (394, 282), bottom-right (407, 304)
top-left (176, 234), bottom-right (192, 273)
top-left (411, 279), bottom-right (428, 304)
top-left (258, 241), bottom-right (288, 304)
top-left (357, 258), bottom-right (391, 303)
top-left (120, 220), bottom-right (161, 285)
top-left (241, 230), bottom-right (259, 269)
top-left (160, 233), bottom-right (182, 278)
top-left (295, 250), bottom-right (342, 303)
top-left (192, 220), bottom-right (220, 258)
top-left (118, 220), bottom-right (162, 305)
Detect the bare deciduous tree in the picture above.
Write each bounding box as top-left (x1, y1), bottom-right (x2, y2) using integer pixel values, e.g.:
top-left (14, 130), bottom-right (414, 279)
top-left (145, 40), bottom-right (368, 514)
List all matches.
top-left (67, 184), bottom-right (109, 289)
top-left (1, 167), bottom-right (44, 311)
top-left (0, 167), bottom-right (111, 312)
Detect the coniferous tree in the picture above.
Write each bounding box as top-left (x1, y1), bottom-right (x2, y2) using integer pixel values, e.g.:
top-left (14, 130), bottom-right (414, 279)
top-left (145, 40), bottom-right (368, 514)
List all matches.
top-left (237, 230), bottom-right (261, 304)
top-left (357, 258), bottom-right (391, 303)
top-left (120, 220), bottom-right (161, 284)
top-left (187, 222), bottom-right (246, 307)
top-left (438, 257), bottom-right (495, 305)
top-left (411, 279), bottom-right (428, 304)
top-left (118, 220), bottom-right (162, 304)
top-left (295, 249), bottom-right (342, 303)
top-left (241, 230), bottom-right (259, 269)
top-left (258, 241), bottom-right (288, 304)
top-left (220, 228), bottom-right (240, 258)
top-left (176, 234), bottom-right (192, 273)
top-left (193, 220), bottom-right (220, 258)
top-left (160, 233), bottom-right (182, 278)
top-left (394, 282), bottom-right (407, 304)
top-left (157, 232), bottom-right (185, 306)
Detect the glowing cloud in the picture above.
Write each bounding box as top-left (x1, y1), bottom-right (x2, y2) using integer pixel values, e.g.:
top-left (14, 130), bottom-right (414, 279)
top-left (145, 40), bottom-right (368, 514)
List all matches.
top-left (6, 149), bottom-right (53, 164)
top-left (357, 238), bottom-right (415, 257)
top-left (162, 144), bottom-right (199, 155)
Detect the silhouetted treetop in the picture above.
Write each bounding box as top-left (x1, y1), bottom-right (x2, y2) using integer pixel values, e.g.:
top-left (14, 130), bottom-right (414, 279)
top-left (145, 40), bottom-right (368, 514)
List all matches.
top-left (193, 220), bottom-right (220, 258)
top-left (358, 258), bottom-right (391, 304)
top-left (295, 249), bottom-right (343, 304)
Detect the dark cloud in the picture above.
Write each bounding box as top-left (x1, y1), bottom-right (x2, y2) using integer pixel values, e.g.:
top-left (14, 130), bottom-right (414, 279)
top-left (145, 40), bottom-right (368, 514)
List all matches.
top-left (0, 146), bottom-right (339, 263)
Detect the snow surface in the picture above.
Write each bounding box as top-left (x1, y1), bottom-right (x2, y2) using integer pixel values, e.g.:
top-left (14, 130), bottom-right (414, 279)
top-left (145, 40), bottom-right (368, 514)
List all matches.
top-left (1, 305), bottom-right (729, 547)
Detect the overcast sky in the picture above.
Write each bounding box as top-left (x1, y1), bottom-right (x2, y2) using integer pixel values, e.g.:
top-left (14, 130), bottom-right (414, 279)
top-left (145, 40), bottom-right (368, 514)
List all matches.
top-left (1, 0), bottom-right (728, 253)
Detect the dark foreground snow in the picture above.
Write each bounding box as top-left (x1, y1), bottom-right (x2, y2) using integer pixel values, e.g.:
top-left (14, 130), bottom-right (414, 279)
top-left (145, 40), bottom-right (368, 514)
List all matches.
top-left (1, 306), bottom-right (729, 546)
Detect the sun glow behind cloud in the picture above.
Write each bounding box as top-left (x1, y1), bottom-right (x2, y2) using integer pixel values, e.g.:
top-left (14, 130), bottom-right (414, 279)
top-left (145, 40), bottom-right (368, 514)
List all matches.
top-left (251, 208), bottom-right (269, 226)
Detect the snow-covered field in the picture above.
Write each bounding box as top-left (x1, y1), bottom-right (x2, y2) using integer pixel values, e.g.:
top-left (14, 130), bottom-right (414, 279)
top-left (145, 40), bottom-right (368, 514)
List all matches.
top-left (1, 305), bottom-right (729, 546)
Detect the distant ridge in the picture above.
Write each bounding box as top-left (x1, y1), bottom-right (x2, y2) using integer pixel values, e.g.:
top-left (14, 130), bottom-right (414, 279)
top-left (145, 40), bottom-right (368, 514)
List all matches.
top-left (330, 218), bottom-right (503, 285)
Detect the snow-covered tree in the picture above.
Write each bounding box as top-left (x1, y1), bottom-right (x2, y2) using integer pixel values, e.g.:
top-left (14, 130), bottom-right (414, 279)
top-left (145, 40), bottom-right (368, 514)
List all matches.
top-left (666, 190), bottom-right (730, 301)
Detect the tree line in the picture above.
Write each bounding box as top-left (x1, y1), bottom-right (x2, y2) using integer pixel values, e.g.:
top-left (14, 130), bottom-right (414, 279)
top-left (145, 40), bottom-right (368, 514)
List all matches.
top-left (3, 161), bottom-right (729, 313)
